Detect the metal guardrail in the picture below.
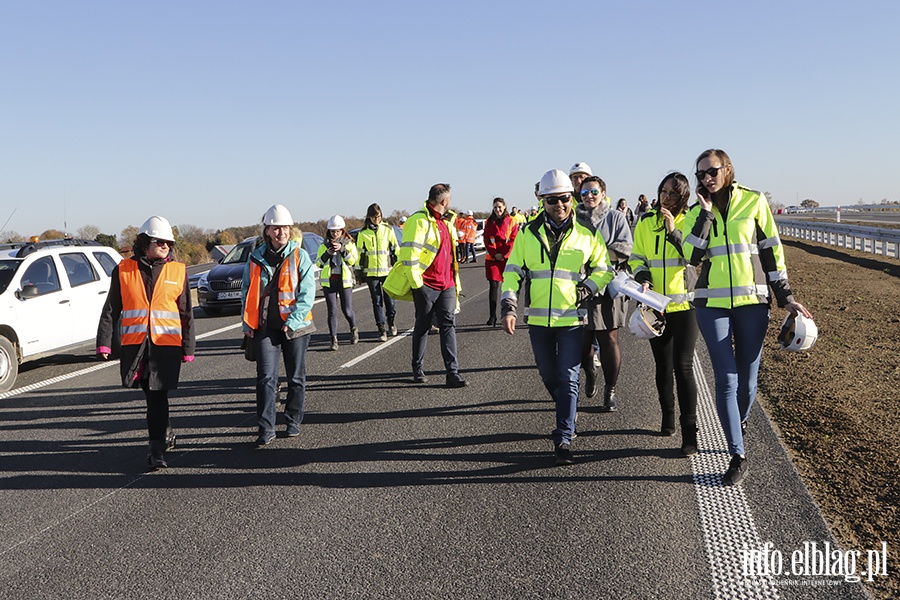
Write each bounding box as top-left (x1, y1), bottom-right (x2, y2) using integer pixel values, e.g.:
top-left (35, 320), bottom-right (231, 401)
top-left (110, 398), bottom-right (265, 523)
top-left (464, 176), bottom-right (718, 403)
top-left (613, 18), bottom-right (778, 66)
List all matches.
top-left (777, 219), bottom-right (900, 258)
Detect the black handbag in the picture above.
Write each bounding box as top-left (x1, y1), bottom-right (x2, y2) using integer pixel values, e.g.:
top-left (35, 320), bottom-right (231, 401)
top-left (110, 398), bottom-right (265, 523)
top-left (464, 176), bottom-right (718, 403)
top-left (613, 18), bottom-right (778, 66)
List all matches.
top-left (240, 335), bottom-right (256, 362)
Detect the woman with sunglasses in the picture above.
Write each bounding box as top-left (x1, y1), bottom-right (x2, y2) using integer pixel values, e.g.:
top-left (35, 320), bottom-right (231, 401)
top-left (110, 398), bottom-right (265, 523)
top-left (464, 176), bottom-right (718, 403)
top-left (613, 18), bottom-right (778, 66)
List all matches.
top-left (683, 149), bottom-right (812, 485)
top-left (97, 216), bottom-right (195, 470)
top-left (483, 197), bottom-right (517, 327)
top-left (575, 176), bottom-right (633, 411)
top-left (629, 173), bottom-right (699, 456)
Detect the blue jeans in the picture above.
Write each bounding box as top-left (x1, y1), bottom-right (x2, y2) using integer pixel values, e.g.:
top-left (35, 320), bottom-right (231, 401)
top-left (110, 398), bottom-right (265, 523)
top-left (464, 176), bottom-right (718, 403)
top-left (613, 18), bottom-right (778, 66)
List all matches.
top-left (411, 285), bottom-right (458, 376)
top-left (695, 304), bottom-right (769, 456)
top-left (529, 325), bottom-right (583, 446)
top-left (366, 276), bottom-right (396, 326)
top-left (255, 328), bottom-right (310, 434)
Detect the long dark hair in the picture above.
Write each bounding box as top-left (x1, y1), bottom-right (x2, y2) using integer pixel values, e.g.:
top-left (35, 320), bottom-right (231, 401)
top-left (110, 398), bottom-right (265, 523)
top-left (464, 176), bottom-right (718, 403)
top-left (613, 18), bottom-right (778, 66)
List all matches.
top-left (488, 197), bottom-right (509, 223)
top-left (655, 172), bottom-right (690, 231)
top-left (364, 203), bottom-right (382, 228)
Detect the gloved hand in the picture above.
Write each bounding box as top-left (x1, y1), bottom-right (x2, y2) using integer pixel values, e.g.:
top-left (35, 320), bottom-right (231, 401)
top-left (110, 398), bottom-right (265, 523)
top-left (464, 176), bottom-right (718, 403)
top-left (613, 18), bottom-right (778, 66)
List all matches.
top-left (576, 283), bottom-right (594, 307)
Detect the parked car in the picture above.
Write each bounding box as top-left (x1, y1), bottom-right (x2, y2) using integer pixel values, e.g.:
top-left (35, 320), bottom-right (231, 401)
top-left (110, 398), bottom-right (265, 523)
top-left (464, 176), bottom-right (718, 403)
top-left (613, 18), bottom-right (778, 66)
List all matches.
top-left (197, 232), bottom-right (323, 316)
top-left (474, 219), bottom-right (485, 251)
top-left (0, 239), bottom-right (123, 392)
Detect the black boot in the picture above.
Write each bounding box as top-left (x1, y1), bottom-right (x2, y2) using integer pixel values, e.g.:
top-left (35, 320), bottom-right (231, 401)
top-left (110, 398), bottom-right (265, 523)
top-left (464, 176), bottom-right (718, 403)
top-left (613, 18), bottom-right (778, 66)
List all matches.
top-left (660, 410), bottom-right (676, 436)
top-left (681, 423), bottom-right (698, 456)
top-left (147, 440), bottom-right (168, 470)
top-left (599, 385), bottom-right (618, 412)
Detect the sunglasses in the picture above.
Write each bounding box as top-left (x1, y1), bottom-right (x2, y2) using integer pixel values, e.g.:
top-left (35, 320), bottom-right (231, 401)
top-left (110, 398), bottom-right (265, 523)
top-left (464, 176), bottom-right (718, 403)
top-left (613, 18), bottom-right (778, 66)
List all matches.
top-left (580, 188), bottom-right (602, 198)
top-left (695, 166), bottom-right (726, 180)
top-left (543, 194), bottom-right (572, 206)
top-left (151, 239), bottom-right (171, 247)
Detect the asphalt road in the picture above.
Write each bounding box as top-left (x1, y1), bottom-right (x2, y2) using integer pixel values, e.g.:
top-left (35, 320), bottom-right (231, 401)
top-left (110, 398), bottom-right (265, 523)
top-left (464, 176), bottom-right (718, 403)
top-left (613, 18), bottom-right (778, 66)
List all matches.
top-left (0, 258), bottom-right (875, 599)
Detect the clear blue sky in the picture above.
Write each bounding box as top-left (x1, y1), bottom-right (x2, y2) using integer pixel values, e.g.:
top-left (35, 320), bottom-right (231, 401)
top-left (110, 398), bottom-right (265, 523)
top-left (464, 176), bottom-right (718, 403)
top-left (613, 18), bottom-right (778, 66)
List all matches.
top-left (2, 1), bottom-right (898, 238)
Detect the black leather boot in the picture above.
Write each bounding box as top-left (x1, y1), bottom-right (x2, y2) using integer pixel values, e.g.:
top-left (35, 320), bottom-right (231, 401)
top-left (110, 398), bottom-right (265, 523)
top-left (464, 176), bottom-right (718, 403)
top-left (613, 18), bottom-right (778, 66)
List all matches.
top-left (147, 440), bottom-right (168, 470)
top-left (681, 423), bottom-right (698, 456)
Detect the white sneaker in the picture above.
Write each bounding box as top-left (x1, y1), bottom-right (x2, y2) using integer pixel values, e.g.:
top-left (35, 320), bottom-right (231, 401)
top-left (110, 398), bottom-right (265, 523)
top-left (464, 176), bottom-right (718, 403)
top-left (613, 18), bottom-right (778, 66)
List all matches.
top-left (592, 354), bottom-right (601, 368)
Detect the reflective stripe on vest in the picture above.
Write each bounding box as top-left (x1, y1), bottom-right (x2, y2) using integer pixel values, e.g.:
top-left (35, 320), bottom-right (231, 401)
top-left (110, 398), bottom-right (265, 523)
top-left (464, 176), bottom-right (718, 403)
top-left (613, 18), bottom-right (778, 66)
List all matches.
top-left (243, 248), bottom-right (303, 330)
top-left (119, 260), bottom-right (185, 347)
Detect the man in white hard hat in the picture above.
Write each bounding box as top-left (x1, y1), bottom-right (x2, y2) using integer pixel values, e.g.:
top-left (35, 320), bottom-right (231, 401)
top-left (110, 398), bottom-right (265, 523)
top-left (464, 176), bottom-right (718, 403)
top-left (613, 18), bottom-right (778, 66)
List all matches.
top-left (569, 162), bottom-right (593, 198)
top-left (501, 169), bottom-right (613, 465)
top-left (384, 183), bottom-right (467, 388)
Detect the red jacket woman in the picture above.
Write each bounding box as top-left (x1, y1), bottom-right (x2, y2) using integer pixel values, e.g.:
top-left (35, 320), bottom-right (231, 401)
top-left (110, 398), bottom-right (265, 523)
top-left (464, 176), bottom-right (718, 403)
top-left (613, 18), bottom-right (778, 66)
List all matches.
top-left (483, 197), bottom-right (518, 326)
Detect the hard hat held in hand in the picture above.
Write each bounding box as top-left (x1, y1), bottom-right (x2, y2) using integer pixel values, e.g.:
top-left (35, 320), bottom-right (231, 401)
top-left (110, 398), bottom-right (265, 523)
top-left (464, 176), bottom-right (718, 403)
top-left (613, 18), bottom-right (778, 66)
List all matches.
top-left (778, 313), bottom-right (818, 352)
top-left (263, 204), bottom-right (293, 226)
top-left (629, 304), bottom-right (666, 339)
top-left (538, 169), bottom-right (575, 196)
top-left (139, 216), bottom-right (175, 242)
top-left (327, 215), bottom-right (346, 230)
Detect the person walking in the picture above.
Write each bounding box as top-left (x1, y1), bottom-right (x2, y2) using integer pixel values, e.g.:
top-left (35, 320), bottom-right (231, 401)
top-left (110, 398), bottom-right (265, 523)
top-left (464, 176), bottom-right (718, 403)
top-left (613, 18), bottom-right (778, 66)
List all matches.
top-left (568, 162), bottom-right (593, 199)
top-left (462, 210), bottom-right (478, 263)
top-left (317, 215), bottom-right (359, 350)
top-left (483, 197), bottom-right (518, 327)
top-left (502, 169), bottom-right (613, 465)
top-left (629, 172), bottom-right (699, 456)
top-left (684, 149), bottom-right (812, 485)
top-left (97, 215), bottom-right (195, 470)
top-left (242, 204), bottom-right (317, 446)
top-left (616, 198), bottom-right (635, 227)
top-left (384, 183), bottom-right (467, 388)
top-left (357, 203), bottom-right (399, 341)
top-left (575, 177), bottom-right (633, 411)
top-left (636, 194), bottom-right (651, 219)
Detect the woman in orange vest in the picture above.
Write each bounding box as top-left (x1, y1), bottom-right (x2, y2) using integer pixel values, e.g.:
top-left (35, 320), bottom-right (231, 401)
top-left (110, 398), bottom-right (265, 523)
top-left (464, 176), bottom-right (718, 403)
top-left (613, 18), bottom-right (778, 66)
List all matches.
top-left (242, 204), bottom-right (317, 447)
top-left (97, 216), bottom-right (195, 470)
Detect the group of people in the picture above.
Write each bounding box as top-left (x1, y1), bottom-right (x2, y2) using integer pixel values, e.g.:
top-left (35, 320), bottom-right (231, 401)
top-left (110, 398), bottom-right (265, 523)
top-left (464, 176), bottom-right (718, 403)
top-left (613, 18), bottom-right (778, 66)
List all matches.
top-left (96, 149), bottom-right (812, 488)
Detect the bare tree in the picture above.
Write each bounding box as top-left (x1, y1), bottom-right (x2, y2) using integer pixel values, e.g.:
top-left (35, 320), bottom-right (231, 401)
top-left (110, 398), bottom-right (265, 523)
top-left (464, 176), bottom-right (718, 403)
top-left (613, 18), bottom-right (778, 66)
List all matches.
top-left (119, 225), bottom-right (139, 248)
top-left (0, 230), bottom-right (24, 243)
top-left (77, 224), bottom-right (100, 240)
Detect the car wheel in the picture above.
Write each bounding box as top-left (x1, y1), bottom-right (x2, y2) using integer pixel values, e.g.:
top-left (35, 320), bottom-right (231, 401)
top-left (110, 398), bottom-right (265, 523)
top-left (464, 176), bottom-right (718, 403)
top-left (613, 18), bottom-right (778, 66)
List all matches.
top-left (0, 335), bottom-right (19, 393)
top-left (202, 306), bottom-right (222, 317)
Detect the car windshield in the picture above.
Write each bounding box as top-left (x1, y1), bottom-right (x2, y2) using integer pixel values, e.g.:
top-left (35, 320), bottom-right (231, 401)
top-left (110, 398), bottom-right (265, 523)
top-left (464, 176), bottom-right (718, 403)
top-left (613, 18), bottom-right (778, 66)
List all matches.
top-left (221, 243), bottom-right (254, 265)
top-left (0, 259), bottom-right (21, 295)
top-left (302, 233), bottom-right (323, 260)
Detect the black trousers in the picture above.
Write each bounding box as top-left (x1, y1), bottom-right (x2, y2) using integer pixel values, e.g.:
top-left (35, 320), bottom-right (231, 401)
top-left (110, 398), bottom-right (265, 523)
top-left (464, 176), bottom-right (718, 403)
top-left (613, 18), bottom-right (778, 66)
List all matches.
top-left (648, 309), bottom-right (699, 427)
top-left (140, 380), bottom-right (170, 442)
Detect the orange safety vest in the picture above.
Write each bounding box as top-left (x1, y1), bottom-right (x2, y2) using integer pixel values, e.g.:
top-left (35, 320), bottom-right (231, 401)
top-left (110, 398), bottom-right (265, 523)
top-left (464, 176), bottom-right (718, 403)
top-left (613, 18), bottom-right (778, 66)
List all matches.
top-left (119, 260), bottom-right (185, 347)
top-left (243, 248), bottom-right (309, 329)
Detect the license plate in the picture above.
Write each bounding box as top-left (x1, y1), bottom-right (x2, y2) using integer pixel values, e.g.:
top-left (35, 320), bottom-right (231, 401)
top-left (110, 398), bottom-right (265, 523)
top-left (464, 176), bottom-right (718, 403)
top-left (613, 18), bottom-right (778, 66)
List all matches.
top-left (218, 291), bottom-right (241, 300)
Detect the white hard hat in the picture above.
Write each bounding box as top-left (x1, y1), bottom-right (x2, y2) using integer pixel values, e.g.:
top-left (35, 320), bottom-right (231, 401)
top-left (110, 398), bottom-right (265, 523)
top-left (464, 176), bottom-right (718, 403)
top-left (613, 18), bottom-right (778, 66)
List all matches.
top-left (139, 216), bottom-right (175, 242)
top-left (467, 210), bottom-right (473, 216)
top-left (262, 204), bottom-right (293, 226)
top-left (778, 313), bottom-right (818, 351)
top-left (538, 169), bottom-right (575, 196)
top-left (326, 215), bottom-right (346, 230)
top-left (629, 304), bottom-right (666, 339)
top-left (569, 162), bottom-right (593, 177)
top-left (530, 205), bottom-right (537, 211)
top-left (400, 216), bottom-right (407, 223)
